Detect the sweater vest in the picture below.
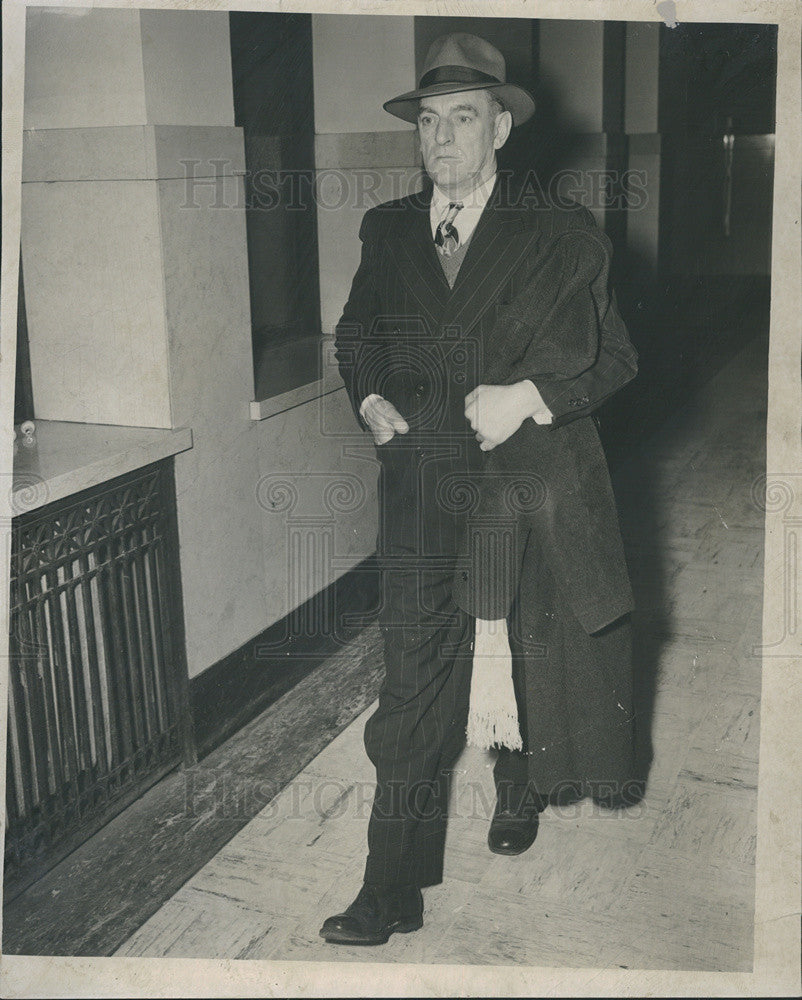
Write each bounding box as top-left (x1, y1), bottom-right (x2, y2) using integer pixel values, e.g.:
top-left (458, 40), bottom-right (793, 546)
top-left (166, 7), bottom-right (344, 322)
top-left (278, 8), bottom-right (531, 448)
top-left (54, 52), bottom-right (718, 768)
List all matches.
top-left (437, 235), bottom-right (472, 288)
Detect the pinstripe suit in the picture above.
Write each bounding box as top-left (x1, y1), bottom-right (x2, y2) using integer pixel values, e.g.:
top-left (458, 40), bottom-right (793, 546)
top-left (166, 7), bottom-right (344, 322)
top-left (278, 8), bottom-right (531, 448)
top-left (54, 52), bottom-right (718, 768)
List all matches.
top-left (334, 177), bottom-right (638, 888)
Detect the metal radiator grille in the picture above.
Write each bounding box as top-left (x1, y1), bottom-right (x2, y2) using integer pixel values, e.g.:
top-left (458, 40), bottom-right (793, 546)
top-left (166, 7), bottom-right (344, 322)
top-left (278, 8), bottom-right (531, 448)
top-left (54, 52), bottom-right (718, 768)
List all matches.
top-left (5, 460), bottom-right (193, 897)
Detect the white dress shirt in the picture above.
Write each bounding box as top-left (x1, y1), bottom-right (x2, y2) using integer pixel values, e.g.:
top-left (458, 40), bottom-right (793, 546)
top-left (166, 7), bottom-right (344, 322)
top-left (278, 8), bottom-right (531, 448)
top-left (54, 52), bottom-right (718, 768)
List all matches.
top-left (429, 171), bottom-right (497, 246)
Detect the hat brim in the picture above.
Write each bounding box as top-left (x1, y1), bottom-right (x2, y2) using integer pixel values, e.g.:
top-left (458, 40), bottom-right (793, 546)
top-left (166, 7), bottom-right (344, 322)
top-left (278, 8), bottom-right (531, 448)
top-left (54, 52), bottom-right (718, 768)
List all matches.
top-left (383, 81), bottom-right (535, 127)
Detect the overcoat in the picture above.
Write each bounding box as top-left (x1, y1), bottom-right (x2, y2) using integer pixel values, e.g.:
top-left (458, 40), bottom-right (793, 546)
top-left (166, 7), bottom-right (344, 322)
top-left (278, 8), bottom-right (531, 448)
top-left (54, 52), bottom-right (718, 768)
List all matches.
top-left (448, 210), bottom-right (636, 634)
top-left (334, 176), bottom-right (638, 630)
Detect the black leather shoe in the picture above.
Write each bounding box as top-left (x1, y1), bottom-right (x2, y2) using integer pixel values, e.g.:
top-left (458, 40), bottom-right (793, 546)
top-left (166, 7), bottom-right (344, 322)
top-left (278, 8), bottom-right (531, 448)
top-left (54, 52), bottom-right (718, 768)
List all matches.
top-left (488, 790), bottom-right (541, 856)
top-left (319, 883), bottom-right (423, 945)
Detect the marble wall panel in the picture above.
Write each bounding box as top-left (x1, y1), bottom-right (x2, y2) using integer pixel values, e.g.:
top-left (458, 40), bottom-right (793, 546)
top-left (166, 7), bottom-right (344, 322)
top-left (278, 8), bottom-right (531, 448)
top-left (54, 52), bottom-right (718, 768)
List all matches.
top-left (21, 179), bottom-right (172, 427)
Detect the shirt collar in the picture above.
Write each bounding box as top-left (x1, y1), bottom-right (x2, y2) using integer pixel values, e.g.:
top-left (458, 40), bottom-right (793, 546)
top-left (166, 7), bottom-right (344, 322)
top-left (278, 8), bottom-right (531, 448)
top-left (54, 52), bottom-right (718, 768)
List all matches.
top-left (431, 170), bottom-right (497, 217)
top-left (430, 171), bottom-right (498, 247)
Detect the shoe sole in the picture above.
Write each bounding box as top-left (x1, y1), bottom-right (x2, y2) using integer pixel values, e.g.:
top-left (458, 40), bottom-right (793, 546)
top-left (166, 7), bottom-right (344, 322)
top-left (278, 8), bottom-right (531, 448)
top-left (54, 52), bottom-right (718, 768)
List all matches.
top-left (488, 833), bottom-right (538, 856)
top-left (488, 842), bottom-right (535, 856)
top-left (319, 916), bottom-right (423, 946)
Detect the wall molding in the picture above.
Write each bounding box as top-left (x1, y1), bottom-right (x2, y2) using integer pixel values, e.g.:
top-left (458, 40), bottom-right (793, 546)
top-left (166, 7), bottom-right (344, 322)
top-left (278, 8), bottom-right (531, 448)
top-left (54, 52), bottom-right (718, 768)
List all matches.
top-left (22, 124), bottom-right (246, 182)
top-left (250, 368), bottom-right (345, 421)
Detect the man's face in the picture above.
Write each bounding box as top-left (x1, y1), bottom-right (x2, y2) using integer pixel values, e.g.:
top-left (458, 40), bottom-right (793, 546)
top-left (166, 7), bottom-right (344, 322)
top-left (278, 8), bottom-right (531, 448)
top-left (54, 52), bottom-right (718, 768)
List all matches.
top-left (417, 90), bottom-right (512, 199)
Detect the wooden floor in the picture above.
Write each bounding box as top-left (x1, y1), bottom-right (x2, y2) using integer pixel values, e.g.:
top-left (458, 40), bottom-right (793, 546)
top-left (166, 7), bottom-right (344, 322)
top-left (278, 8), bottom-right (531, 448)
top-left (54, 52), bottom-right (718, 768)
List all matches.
top-left (114, 332), bottom-right (767, 971)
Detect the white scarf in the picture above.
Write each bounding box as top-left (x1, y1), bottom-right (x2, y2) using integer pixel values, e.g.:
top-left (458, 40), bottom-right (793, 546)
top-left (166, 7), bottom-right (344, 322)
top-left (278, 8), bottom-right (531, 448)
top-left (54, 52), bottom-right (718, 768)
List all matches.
top-left (466, 617), bottom-right (523, 751)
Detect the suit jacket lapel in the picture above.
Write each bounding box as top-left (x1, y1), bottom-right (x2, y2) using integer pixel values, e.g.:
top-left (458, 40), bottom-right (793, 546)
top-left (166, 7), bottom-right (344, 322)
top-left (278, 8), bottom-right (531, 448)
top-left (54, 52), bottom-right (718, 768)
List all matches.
top-left (387, 179), bottom-right (543, 338)
top-left (388, 187), bottom-right (450, 331)
top-left (442, 179), bottom-right (541, 337)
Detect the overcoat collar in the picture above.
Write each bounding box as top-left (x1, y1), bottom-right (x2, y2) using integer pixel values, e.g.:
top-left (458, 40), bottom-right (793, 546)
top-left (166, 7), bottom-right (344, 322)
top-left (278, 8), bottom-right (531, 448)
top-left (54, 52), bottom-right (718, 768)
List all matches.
top-left (388, 175), bottom-right (543, 337)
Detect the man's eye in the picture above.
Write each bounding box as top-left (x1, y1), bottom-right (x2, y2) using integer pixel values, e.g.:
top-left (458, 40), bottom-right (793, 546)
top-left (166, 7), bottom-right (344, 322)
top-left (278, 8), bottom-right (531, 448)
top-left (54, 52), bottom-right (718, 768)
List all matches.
top-left (458, 115), bottom-right (473, 124)
top-left (419, 116), bottom-right (434, 127)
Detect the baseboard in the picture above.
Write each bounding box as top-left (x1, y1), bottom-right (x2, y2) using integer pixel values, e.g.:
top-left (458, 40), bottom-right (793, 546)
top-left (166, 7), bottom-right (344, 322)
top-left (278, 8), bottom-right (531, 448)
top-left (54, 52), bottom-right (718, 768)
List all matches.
top-left (189, 555), bottom-right (381, 760)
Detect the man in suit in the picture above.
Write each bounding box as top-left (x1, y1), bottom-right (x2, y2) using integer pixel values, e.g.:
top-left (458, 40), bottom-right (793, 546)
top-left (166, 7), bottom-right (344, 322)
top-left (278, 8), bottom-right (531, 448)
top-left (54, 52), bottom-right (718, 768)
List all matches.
top-left (320, 32), bottom-right (639, 946)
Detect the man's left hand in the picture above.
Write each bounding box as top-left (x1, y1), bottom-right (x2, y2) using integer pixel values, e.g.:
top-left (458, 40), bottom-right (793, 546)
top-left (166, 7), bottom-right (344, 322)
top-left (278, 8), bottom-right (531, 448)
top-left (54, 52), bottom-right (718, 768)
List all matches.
top-left (465, 381), bottom-right (552, 451)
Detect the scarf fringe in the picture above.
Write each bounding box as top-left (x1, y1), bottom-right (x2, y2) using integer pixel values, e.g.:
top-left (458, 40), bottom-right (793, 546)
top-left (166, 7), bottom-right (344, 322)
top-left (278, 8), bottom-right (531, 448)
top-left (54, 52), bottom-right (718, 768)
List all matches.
top-left (466, 708), bottom-right (523, 751)
top-left (467, 617), bottom-right (523, 751)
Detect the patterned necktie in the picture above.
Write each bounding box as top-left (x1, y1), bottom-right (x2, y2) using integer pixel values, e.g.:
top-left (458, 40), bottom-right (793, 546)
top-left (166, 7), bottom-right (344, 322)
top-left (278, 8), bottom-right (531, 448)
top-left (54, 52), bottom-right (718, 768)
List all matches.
top-left (434, 201), bottom-right (464, 257)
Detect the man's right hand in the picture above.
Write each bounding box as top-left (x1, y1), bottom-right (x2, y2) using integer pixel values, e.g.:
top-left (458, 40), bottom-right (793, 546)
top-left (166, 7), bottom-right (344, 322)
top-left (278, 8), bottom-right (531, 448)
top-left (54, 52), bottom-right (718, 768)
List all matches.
top-left (359, 394), bottom-right (409, 445)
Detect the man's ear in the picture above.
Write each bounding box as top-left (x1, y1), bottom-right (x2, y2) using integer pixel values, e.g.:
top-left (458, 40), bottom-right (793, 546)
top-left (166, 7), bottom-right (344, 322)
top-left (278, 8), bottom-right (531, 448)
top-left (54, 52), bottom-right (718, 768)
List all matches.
top-left (493, 110), bottom-right (513, 150)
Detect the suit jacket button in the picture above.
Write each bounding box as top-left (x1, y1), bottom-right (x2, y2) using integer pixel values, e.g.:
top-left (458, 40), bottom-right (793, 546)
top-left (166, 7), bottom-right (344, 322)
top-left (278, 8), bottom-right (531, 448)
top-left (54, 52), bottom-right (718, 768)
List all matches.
top-left (415, 383), bottom-right (425, 397)
top-left (461, 572), bottom-right (468, 581)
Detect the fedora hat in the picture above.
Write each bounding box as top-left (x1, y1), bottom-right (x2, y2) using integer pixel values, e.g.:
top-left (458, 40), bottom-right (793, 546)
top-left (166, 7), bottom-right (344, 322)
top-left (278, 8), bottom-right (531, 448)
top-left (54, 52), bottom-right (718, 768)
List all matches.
top-left (383, 33), bottom-right (535, 127)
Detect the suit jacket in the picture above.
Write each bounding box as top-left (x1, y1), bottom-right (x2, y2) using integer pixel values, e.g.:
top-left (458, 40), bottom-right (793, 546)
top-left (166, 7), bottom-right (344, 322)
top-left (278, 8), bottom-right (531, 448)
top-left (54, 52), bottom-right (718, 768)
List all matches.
top-left (334, 176), bottom-right (638, 632)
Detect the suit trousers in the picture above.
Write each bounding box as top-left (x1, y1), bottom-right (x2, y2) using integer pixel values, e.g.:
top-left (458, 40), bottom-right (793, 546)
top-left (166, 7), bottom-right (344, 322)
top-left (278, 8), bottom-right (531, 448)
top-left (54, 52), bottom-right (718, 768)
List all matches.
top-left (361, 445), bottom-right (638, 889)
top-left (363, 443), bottom-right (537, 888)
top-left (362, 445), bottom-right (469, 887)
top-left (363, 559), bottom-right (474, 888)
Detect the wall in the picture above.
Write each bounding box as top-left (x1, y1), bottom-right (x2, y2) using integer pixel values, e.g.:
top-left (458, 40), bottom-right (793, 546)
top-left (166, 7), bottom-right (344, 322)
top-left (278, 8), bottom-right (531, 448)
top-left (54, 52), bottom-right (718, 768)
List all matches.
top-left (312, 14), bottom-right (420, 333)
top-left (533, 18), bottom-right (628, 256)
top-left (21, 8), bottom-right (378, 680)
top-left (539, 19), bottom-right (607, 133)
top-left (23, 7), bottom-right (147, 128)
top-left (624, 21), bottom-right (661, 281)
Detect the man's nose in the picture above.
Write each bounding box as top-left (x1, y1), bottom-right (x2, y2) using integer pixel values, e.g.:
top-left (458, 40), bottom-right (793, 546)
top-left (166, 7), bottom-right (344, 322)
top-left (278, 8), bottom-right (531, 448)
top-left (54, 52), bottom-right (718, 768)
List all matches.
top-left (435, 119), bottom-right (453, 144)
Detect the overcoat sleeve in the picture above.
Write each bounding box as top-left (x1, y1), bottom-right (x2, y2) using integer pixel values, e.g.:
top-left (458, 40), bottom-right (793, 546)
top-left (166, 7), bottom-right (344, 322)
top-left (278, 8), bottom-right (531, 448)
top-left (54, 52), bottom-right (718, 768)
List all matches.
top-left (482, 223), bottom-right (613, 388)
top-left (509, 208), bottom-right (638, 428)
